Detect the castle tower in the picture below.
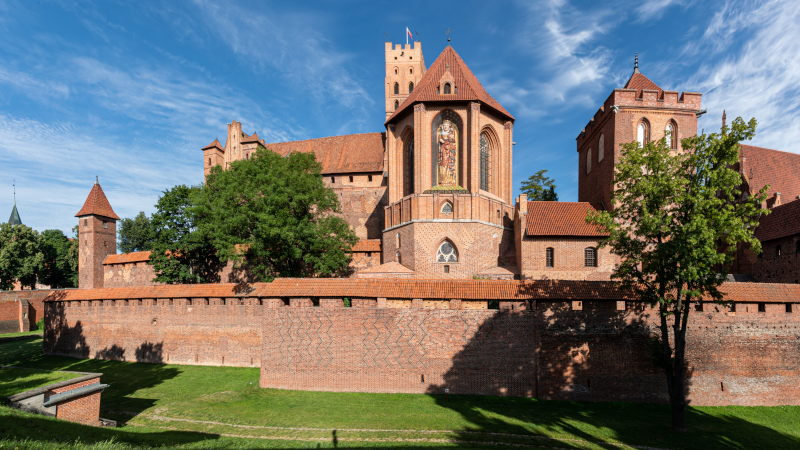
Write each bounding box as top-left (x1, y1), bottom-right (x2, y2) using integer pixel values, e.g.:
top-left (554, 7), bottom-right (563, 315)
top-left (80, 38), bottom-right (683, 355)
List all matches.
top-left (576, 55), bottom-right (703, 209)
top-left (385, 41), bottom-right (426, 119)
top-left (75, 179), bottom-right (119, 290)
top-left (381, 45), bottom-right (517, 279)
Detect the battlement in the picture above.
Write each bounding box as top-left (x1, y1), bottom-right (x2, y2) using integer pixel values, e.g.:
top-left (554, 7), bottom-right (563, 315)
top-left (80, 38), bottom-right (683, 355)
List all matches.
top-left (576, 88), bottom-right (703, 147)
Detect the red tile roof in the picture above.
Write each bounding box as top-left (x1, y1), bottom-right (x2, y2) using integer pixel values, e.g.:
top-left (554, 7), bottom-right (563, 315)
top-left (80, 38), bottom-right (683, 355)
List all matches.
top-left (202, 139), bottom-right (223, 151)
top-left (754, 198), bottom-right (800, 242)
top-left (104, 251), bottom-right (151, 265)
top-left (42, 279), bottom-right (800, 304)
top-left (241, 132), bottom-right (262, 144)
top-left (386, 46), bottom-right (514, 124)
top-left (351, 240), bottom-right (382, 252)
top-left (74, 182), bottom-right (119, 220)
top-left (357, 262), bottom-right (415, 274)
top-left (741, 144), bottom-right (800, 204)
top-left (262, 132), bottom-right (385, 174)
top-left (623, 71), bottom-right (662, 97)
top-left (526, 202), bottom-right (607, 236)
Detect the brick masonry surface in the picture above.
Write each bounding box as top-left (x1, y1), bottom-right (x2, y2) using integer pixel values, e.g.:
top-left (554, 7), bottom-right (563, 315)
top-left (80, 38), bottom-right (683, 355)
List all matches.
top-left (0, 290), bottom-right (50, 333)
top-left (47, 376), bottom-right (102, 426)
top-left (519, 237), bottom-right (619, 281)
top-left (41, 282), bottom-right (800, 406)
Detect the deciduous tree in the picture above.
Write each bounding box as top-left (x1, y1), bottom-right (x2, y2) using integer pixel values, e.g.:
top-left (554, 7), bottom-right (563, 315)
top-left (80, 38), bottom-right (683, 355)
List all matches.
top-left (588, 117), bottom-right (766, 431)
top-left (38, 229), bottom-right (77, 288)
top-left (194, 147), bottom-right (358, 281)
top-left (118, 211), bottom-right (153, 253)
top-left (0, 223), bottom-right (45, 290)
top-left (520, 169), bottom-right (558, 201)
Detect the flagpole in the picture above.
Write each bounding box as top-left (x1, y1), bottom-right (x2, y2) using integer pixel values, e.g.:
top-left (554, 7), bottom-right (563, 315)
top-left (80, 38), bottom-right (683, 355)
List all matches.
top-left (406, 27), bottom-right (408, 45)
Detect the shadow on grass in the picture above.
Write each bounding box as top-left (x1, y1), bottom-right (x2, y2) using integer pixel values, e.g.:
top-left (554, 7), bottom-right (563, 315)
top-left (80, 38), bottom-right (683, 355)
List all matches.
top-left (424, 292), bottom-right (800, 450)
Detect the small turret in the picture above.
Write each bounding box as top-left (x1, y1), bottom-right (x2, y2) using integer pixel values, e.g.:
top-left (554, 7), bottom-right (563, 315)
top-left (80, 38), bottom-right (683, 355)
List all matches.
top-left (75, 178), bottom-right (119, 290)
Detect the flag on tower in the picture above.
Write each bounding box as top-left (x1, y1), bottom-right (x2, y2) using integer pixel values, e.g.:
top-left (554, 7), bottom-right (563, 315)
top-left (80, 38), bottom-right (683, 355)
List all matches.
top-left (406, 27), bottom-right (413, 44)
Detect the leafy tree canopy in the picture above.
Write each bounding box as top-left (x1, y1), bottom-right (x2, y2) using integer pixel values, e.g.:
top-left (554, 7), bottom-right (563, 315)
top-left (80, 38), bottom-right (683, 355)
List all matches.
top-left (0, 223), bottom-right (45, 290)
top-left (148, 185), bottom-right (220, 284)
top-left (118, 211), bottom-right (153, 253)
top-left (38, 229), bottom-right (77, 288)
top-left (194, 147), bottom-right (358, 281)
top-left (520, 169), bottom-right (558, 201)
top-left (587, 117), bottom-right (765, 431)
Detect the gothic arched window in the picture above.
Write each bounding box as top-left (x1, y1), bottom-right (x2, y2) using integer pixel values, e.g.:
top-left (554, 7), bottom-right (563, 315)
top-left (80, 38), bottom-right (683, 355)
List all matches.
top-left (436, 241), bottom-right (458, 263)
top-left (406, 134), bottom-right (415, 196)
top-left (585, 247), bottom-right (597, 267)
top-left (480, 132), bottom-right (490, 191)
top-left (409, 68), bottom-right (413, 74)
top-left (443, 83), bottom-right (451, 94)
top-left (666, 122), bottom-right (677, 149)
top-left (409, 82), bottom-right (414, 93)
top-left (586, 148), bottom-right (592, 174)
top-left (637, 121), bottom-right (648, 147)
top-left (394, 100), bottom-right (399, 110)
top-left (441, 202), bottom-right (453, 214)
top-left (394, 82), bottom-right (399, 94)
top-left (598, 133), bottom-right (604, 162)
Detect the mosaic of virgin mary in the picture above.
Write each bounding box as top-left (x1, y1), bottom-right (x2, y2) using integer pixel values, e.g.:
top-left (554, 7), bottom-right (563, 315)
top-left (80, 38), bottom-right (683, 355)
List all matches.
top-left (437, 120), bottom-right (458, 185)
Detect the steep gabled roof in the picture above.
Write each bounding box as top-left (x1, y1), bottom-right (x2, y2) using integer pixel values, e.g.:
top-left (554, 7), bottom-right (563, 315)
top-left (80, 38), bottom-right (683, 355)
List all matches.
top-left (8, 202), bottom-right (21, 225)
top-left (526, 202), bottom-right (607, 237)
top-left (740, 144), bottom-right (800, 204)
top-left (241, 132), bottom-right (262, 145)
top-left (754, 198), bottom-right (800, 242)
top-left (262, 132), bottom-right (386, 174)
top-left (386, 46), bottom-right (513, 124)
top-left (202, 139), bottom-right (223, 151)
top-left (75, 182), bottom-right (119, 220)
top-left (623, 56), bottom-right (663, 97)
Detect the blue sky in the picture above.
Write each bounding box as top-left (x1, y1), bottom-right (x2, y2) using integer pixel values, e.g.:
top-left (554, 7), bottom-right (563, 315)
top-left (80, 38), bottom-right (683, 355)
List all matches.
top-left (2, 0), bottom-right (799, 234)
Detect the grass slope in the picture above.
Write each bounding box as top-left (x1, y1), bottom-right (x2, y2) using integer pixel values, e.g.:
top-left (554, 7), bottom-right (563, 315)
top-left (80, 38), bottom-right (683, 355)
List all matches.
top-left (1, 338), bottom-right (799, 449)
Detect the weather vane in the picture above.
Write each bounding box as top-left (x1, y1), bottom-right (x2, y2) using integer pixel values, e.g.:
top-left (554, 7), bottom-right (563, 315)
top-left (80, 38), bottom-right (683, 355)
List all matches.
top-left (446, 28), bottom-right (452, 42)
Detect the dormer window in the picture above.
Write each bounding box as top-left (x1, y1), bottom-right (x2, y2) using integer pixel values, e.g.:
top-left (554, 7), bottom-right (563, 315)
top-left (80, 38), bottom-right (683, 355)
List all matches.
top-left (443, 83), bottom-right (451, 94)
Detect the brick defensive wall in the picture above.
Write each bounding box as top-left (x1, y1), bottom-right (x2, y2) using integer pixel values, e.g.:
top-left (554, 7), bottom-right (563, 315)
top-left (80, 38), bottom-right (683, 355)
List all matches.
top-left (0, 289), bottom-right (55, 334)
top-left (40, 279), bottom-right (800, 406)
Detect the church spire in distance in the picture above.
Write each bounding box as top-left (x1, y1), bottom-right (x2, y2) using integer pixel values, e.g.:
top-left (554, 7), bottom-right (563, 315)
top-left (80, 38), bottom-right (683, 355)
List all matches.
top-left (8, 179), bottom-right (21, 225)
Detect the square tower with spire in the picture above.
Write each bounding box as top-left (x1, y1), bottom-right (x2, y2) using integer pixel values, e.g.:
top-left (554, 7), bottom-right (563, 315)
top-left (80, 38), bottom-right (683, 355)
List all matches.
top-left (75, 179), bottom-right (119, 290)
top-left (576, 54), bottom-right (703, 209)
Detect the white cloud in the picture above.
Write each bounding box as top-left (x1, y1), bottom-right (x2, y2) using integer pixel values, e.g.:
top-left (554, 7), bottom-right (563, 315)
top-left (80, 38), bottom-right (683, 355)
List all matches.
top-left (690, 0), bottom-right (800, 152)
top-left (635, 0), bottom-right (685, 22)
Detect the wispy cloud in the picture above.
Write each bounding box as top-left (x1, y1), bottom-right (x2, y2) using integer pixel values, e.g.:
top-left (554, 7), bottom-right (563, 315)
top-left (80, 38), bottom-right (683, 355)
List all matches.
top-left (635, 0), bottom-right (685, 22)
top-left (690, 0), bottom-right (800, 151)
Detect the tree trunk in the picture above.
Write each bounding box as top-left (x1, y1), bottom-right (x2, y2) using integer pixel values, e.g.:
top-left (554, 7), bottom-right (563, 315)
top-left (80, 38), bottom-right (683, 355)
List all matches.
top-left (671, 399), bottom-right (686, 432)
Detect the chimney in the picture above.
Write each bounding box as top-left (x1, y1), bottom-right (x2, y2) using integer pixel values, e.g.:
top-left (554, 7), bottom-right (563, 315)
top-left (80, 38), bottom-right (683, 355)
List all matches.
top-left (774, 192), bottom-right (782, 207)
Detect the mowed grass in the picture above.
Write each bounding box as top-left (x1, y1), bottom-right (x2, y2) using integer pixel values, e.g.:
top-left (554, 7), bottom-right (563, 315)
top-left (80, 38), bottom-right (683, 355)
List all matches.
top-left (1, 338), bottom-right (799, 449)
top-left (0, 329), bottom-right (43, 338)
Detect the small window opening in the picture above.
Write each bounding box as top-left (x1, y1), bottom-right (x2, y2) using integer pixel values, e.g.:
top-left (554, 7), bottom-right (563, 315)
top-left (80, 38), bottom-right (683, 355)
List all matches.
top-left (394, 100), bottom-right (399, 110)
top-left (695, 302), bottom-right (703, 312)
top-left (444, 265), bottom-right (450, 273)
top-left (366, 252), bottom-right (372, 258)
top-left (443, 83), bottom-right (451, 94)
top-left (786, 303), bottom-right (793, 313)
top-left (103, 220), bottom-right (108, 229)
top-left (368, 174), bottom-right (373, 182)
top-left (584, 247), bottom-right (597, 267)
top-left (349, 175), bottom-right (354, 183)
top-left (437, 86), bottom-right (440, 94)
top-left (83, 219), bottom-right (87, 228)
top-left (394, 82), bottom-right (399, 94)
top-left (409, 82), bottom-right (414, 93)
top-left (454, 85), bottom-right (457, 94)
top-left (394, 68), bottom-right (398, 74)
top-left (441, 202), bottom-right (453, 214)
top-left (410, 68), bottom-right (413, 74)
top-left (497, 210), bottom-right (501, 218)
top-left (396, 251), bottom-right (401, 264)
top-left (246, 153), bottom-right (250, 160)
top-left (546, 248), bottom-right (554, 267)
top-left (758, 302), bottom-right (766, 313)
top-left (208, 157), bottom-right (211, 166)
top-left (730, 303), bottom-right (736, 313)
top-left (776, 245), bottom-right (782, 257)
top-left (331, 176), bottom-right (335, 183)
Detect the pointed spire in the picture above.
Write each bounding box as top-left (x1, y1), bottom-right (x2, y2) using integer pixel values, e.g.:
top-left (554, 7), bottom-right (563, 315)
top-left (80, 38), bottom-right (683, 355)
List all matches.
top-left (633, 52), bottom-right (640, 74)
top-left (75, 180), bottom-right (119, 220)
top-left (8, 204), bottom-right (21, 225)
top-left (722, 110), bottom-right (727, 129)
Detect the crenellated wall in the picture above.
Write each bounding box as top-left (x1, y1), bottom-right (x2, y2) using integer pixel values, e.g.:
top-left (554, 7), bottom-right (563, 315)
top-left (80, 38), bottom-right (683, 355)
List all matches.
top-left (41, 279), bottom-right (800, 406)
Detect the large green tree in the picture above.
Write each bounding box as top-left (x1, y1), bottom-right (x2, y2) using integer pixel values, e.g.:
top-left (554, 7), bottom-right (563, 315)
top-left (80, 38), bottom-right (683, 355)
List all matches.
top-left (118, 211), bottom-right (153, 253)
top-left (588, 117), bottom-right (766, 431)
top-left (0, 223), bottom-right (45, 290)
top-left (38, 229), bottom-right (77, 288)
top-left (194, 147), bottom-right (358, 281)
top-left (520, 169), bottom-right (558, 201)
top-left (148, 185), bottom-right (220, 284)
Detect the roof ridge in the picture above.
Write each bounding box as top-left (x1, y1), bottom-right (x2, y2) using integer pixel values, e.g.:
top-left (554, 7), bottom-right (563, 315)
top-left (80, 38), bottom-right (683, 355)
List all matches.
top-left (74, 183), bottom-right (120, 220)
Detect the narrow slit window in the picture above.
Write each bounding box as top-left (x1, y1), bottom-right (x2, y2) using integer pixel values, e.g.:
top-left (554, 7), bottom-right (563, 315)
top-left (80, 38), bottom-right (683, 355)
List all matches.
top-left (394, 82), bottom-right (399, 94)
top-left (546, 248), bottom-right (554, 267)
top-left (409, 82), bottom-right (414, 93)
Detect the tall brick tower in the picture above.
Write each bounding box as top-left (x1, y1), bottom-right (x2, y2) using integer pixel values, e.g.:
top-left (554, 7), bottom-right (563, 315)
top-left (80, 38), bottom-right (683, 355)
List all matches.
top-left (576, 55), bottom-right (703, 209)
top-left (75, 178), bottom-right (119, 290)
top-left (385, 41), bottom-right (426, 119)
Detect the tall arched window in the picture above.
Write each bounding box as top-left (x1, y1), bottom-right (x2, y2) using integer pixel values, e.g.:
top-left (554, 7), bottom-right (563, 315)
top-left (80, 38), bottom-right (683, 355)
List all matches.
top-left (208, 157), bottom-right (211, 166)
top-left (396, 251), bottom-right (401, 264)
top-left (408, 82), bottom-right (414, 93)
top-left (443, 83), bottom-right (451, 94)
top-left (394, 82), bottom-right (399, 94)
top-left (405, 134), bottom-right (415, 196)
top-left (436, 241), bottom-right (458, 263)
top-left (480, 132), bottom-right (490, 191)
top-left (394, 100), bottom-right (399, 110)
top-left (666, 122), bottom-right (677, 149)
top-left (585, 247), bottom-right (597, 267)
top-left (546, 247), bottom-right (554, 267)
top-left (598, 134), bottom-right (604, 162)
top-left (586, 148), bottom-right (592, 174)
top-left (637, 122), bottom-right (648, 147)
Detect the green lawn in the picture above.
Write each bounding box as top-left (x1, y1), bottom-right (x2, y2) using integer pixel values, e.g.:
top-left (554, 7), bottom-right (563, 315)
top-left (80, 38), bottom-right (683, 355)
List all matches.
top-left (1, 338), bottom-right (799, 449)
top-left (0, 330), bottom-right (43, 339)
